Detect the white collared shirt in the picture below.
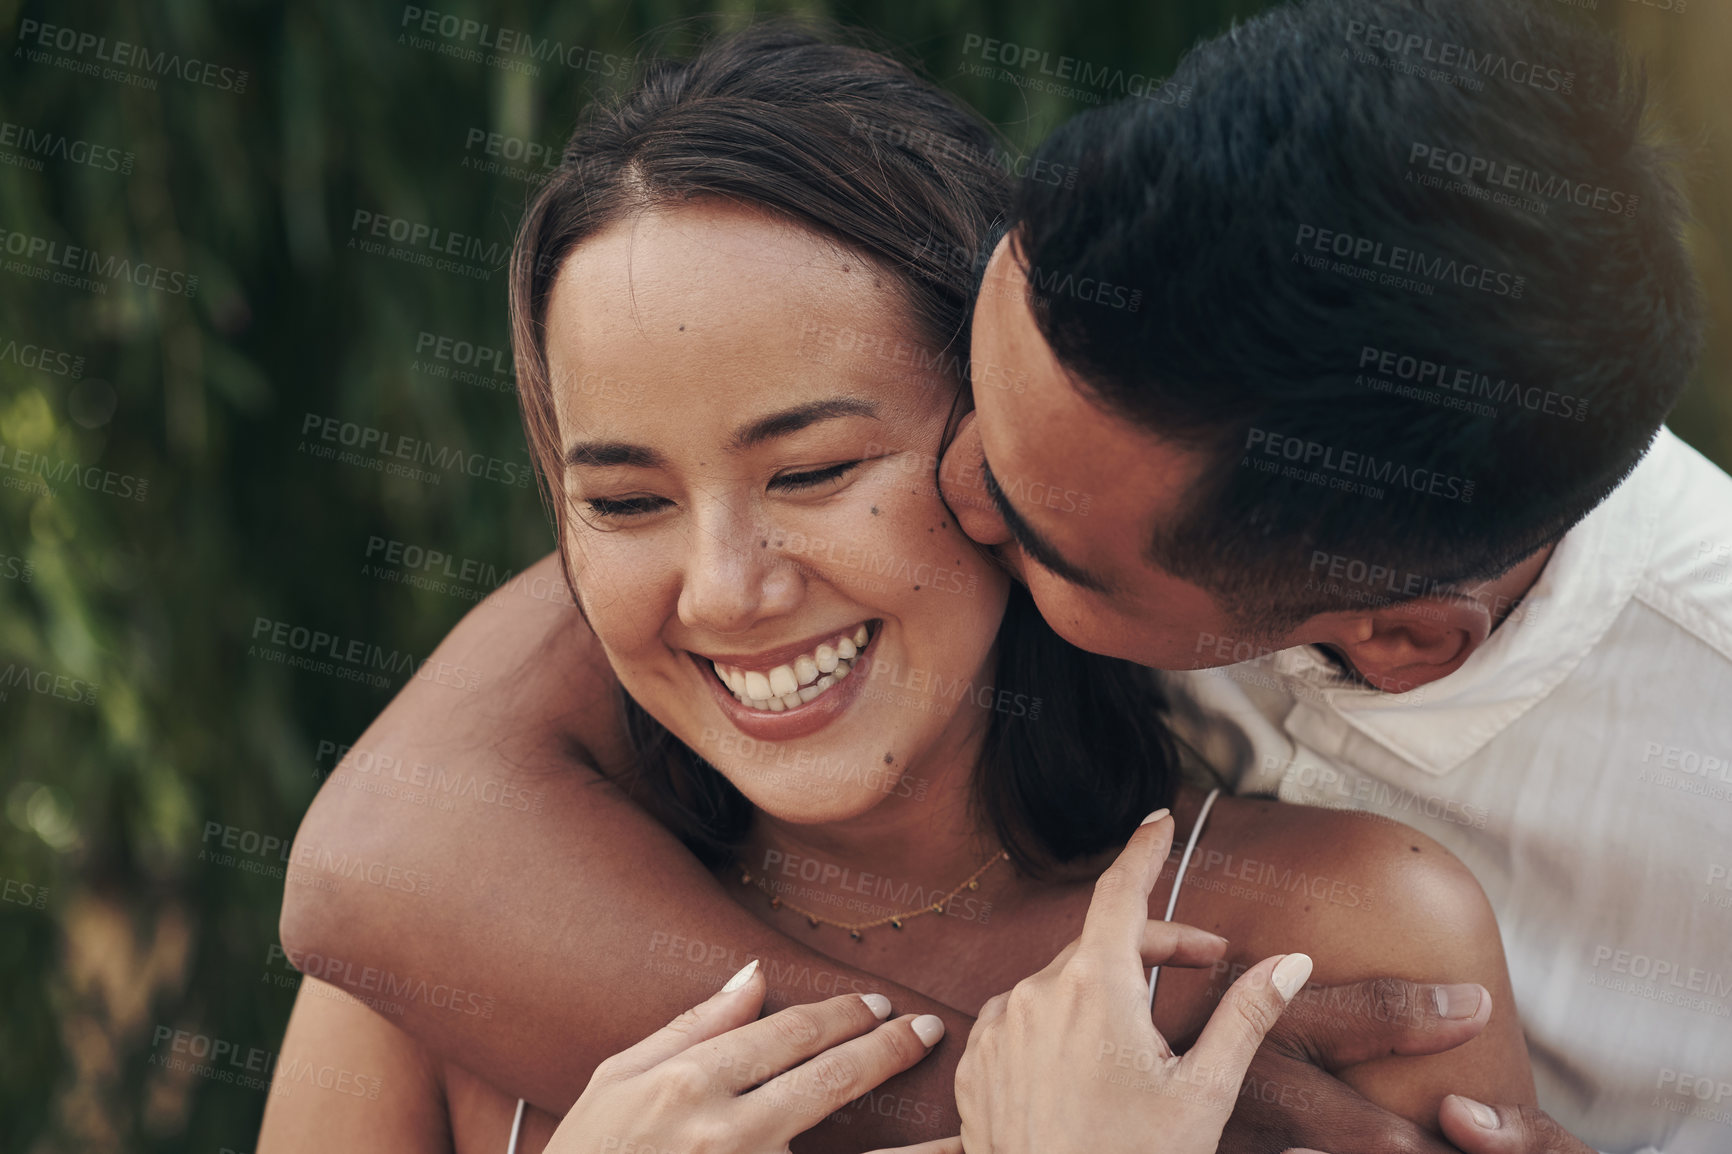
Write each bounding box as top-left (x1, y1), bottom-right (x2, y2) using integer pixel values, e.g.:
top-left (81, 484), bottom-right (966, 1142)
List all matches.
top-left (1167, 427), bottom-right (1732, 1154)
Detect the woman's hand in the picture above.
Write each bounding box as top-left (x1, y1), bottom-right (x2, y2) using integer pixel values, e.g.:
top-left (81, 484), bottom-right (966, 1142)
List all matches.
top-left (954, 811), bottom-right (1312, 1154)
top-left (548, 959), bottom-right (960, 1154)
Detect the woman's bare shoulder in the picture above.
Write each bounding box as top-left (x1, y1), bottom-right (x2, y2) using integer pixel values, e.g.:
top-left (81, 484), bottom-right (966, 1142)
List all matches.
top-left (1183, 796), bottom-right (1499, 981)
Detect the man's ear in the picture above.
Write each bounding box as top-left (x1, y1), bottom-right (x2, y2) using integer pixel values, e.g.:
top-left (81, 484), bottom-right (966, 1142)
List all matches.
top-left (939, 411), bottom-right (1013, 547)
top-left (1310, 598), bottom-right (1494, 693)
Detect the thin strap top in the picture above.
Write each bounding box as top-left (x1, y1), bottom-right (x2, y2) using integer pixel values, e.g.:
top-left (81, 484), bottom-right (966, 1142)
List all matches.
top-left (506, 1096), bottom-right (526, 1154)
top-left (1147, 787), bottom-right (1222, 1012)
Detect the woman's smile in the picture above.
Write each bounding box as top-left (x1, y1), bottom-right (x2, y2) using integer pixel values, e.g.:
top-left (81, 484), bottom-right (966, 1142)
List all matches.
top-left (690, 619), bottom-right (882, 740)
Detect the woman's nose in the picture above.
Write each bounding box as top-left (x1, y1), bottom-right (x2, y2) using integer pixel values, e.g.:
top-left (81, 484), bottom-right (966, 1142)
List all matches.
top-left (676, 506), bottom-right (801, 634)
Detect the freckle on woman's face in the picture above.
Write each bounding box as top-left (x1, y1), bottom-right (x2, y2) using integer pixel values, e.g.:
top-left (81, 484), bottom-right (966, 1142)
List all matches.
top-left (543, 201), bottom-right (1011, 826)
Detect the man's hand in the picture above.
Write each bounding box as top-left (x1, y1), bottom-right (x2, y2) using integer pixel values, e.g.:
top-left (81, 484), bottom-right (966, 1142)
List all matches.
top-left (1219, 970), bottom-right (1493, 1153)
top-left (1279, 1097), bottom-right (1599, 1154)
top-left (954, 810), bottom-right (1314, 1154)
top-left (1438, 1097), bottom-right (1596, 1154)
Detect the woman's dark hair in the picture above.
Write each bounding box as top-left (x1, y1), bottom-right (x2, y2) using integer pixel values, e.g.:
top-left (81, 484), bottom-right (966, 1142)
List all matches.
top-left (509, 21), bottom-right (1186, 878)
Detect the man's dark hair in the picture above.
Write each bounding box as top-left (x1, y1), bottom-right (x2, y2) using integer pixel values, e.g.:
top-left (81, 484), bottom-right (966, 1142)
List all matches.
top-left (1015, 0), bottom-right (1703, 632)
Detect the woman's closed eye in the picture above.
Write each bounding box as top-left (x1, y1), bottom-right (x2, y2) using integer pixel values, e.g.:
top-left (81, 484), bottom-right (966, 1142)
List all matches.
top-left (583, 494), bottom-right (672, 518)
top-left (581, 460), bottom-right (864, 520)
top-left (770, 459), bottom-right (862, 493)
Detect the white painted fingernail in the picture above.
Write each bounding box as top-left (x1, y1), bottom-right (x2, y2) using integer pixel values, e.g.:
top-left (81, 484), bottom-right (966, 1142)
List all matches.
top-left (722, 959), bottom-right (759, 993)
top-left (1270, 953), bottom-right (1313, 1002)
top-left (1139, 808), bottom-right (1171, 827)
top-left (911, 1015), bottom-right (945, 1046)
top-left (861, 993), bottom-right (893, 1020)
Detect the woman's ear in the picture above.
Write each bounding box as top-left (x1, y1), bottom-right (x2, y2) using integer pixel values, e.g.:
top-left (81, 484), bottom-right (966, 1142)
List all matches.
top-left (939, 411), bottom-right (1014, 548)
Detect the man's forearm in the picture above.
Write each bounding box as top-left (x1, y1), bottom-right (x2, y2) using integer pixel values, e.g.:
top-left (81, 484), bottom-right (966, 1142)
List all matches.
top-left (279, 554), bottom-right (967, 1147)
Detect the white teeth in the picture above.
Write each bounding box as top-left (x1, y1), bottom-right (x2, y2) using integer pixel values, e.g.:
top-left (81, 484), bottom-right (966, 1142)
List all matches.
top-left (713, 624), bottom-right (872, 714)
top-left (729, 661), bottom-right (856, 713)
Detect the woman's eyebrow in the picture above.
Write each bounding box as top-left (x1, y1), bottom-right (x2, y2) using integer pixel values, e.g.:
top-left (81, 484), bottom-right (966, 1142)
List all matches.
top-left (729, 398), bottom-right (879, 451)
top-left (564, 442), bottom-right (666, 469)
top-left (563, 397), bottom-right (880, 469)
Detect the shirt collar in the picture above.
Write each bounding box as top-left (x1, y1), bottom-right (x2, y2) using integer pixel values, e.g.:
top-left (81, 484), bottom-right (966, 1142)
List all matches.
top-left (1268, 432), bottom-right (1671, 776)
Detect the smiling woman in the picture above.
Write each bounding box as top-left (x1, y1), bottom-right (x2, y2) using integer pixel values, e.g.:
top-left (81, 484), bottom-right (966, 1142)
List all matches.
top-left (538, 201), bottom-right (1017, 818)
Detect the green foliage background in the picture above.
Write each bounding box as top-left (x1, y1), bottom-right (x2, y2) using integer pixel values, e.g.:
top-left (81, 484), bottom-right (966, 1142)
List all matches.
top-left (1, 0), bottom-right (1727, 1149)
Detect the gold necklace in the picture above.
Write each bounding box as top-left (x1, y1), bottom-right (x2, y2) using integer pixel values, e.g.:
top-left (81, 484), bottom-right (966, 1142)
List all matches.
top-left (736, 848), bottom-right (1011, 941)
